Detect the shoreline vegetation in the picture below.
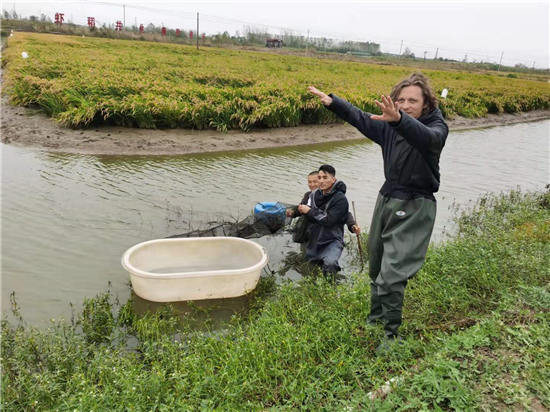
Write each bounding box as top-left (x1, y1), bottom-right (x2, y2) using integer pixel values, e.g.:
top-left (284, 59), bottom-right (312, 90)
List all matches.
top-left (1, 32), bottom-right (550, 154)
top-left (2, 188), bottom-right (549, 410)
top-left (3, 33), bottom-right (547, 127)
top-left (2, 95), bottom-right (549, 155)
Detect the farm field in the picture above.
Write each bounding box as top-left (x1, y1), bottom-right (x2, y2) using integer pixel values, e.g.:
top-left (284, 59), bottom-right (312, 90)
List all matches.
top-left (2, 32), bottom-right (549, 131)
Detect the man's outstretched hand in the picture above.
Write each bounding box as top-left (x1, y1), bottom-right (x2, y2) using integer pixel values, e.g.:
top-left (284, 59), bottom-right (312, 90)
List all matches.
top-left (371, 95), bottom-right (401, 123)
top-left (308, 86), bottom-right (333, 107)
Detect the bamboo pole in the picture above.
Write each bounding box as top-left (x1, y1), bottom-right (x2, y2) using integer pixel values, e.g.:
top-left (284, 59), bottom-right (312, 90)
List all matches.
top-left (352, 201), bottom-right (364, 269)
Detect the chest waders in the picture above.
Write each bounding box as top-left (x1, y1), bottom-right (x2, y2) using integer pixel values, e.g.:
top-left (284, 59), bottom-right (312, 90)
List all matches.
top-left (305, 191), bottom-right (345, 281)
top-left (367, 193), bottom-right (437, 338)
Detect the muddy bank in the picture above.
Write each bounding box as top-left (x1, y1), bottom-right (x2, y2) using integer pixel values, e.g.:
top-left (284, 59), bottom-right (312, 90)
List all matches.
top-left (1, 97), bottom-right (549, 156)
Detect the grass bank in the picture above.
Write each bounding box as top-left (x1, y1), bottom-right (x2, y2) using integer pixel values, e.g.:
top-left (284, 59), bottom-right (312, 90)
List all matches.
top-left (2, 188), bottom-right (549, 410)
top-left (2, 33), bottom-right (549, 131)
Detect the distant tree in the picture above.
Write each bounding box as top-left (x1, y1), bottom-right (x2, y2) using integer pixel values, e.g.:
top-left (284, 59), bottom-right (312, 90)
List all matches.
top-left (281, 30), bottom-right (302, 48)
top-left (403, 47), bottom-right (415, 59)
top-left (212, 31), bottom-right (232, 44)
top-left (243, 25), bottom-right (270, 45)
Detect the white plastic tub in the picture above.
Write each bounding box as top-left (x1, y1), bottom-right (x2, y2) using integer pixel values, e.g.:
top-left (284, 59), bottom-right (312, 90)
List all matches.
top-left (121, 237), bottom-right (269, 302)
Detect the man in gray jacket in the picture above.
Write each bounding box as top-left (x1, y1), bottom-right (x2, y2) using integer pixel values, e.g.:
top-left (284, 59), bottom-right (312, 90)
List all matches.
top-left (309, 73), bottom-right (448, 349)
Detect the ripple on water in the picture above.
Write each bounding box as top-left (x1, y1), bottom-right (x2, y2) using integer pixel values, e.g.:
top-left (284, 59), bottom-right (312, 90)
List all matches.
top-left (2, 120), bottom-right (548, 325)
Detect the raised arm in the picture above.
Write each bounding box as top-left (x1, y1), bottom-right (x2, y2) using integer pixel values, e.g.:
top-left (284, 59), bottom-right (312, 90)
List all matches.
top-left (389, 111), bottom-right (448, 156)
top-left (308, 86), bottom-right (387, 145)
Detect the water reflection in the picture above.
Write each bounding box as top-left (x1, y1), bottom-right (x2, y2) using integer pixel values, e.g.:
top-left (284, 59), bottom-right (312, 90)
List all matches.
top-left (131, 291), bottom-right (252, 331)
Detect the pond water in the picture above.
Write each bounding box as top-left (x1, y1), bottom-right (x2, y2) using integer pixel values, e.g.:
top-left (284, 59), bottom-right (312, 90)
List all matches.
top-left (2, 120), bottom-right (548, 326)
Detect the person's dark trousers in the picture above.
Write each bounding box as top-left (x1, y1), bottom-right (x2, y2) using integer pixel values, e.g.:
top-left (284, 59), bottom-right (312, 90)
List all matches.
top-left (367, 193), bottom-right (436, 338)
top-left (307, 240), bottom-right (344, 283)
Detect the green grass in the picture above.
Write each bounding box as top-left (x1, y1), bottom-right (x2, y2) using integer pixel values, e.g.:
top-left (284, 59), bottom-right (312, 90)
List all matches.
top-left (2, 188), bottom-right (549, 410)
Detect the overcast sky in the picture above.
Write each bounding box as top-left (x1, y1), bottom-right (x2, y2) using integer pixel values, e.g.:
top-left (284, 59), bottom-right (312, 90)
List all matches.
top-left (4, 1), bottom-right (549, 68)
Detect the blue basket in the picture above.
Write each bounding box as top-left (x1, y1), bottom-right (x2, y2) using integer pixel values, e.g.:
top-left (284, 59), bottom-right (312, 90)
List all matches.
top-left (253, 202), bottom-right (287, 234)
top-left (254, 202), bottom-right (286, 218)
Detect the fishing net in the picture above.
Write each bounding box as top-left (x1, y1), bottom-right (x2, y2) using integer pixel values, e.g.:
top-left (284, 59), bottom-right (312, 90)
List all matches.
top-left (167, 202), bottom-right (297, 240)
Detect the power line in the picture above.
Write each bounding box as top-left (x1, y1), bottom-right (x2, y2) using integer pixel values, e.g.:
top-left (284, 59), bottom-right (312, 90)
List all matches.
top-left (29, 1), bottom-right (550, 66)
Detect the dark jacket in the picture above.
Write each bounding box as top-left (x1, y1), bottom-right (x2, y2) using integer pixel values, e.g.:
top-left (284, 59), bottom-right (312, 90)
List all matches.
top-left (305, 181), bottom-right (349, 254)
top-left (295, 189), bottom-right (356, 233)
top-left (328, 95), bottom-right (449, 200)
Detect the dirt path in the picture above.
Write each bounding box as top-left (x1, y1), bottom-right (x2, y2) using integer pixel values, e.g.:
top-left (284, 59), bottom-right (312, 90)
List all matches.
top-left (1, 96), bottom-right (549, 156)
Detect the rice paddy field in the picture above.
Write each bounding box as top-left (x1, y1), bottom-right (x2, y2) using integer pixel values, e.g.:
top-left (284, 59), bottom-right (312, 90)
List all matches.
top-left (2, 32), bottom-right (549, 131)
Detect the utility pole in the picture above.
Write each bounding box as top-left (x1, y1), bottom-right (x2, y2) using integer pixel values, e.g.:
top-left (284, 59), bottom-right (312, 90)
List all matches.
top-left (497, 52), bottom-right (504, 72)
top-left (532, 61), bottom-right (536, 69)
top-left (305, 29), bottom-right (310, 56)
top-left (196, 12), bottom-right (199, 50)
top-left (434, 47), bottom-right (439, 59)
top-left (123, 5), bottom-right (125, 30)
top-left (397, 40), bottom-right (403, 62)
top-left (135, 17), bottom-right (137, 30)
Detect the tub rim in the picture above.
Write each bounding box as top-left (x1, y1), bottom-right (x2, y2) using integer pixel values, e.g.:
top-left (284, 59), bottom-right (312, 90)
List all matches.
top-left (121, 237), bottom-right (269, 279)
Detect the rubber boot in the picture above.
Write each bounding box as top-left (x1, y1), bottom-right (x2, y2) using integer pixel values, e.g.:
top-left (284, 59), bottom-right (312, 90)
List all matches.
top-left (379, 291), bottom-right (405, 339)
top-left (367, 283), bottom-right (385, 325)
